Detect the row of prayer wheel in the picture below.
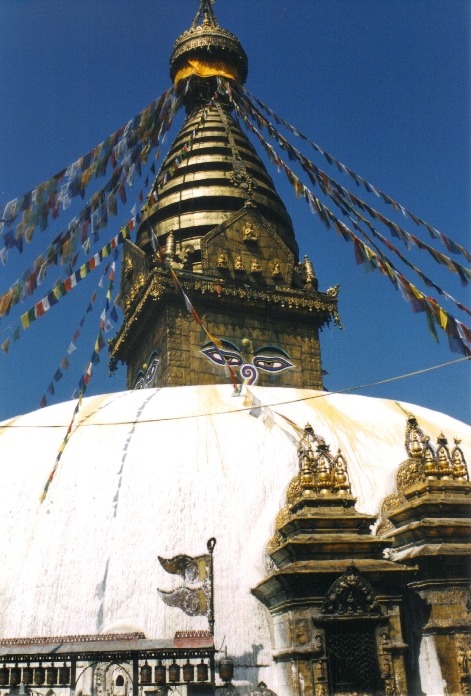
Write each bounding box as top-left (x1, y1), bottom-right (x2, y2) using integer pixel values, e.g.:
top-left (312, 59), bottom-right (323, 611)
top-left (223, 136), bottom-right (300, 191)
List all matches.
top-left (0, 663), bottom-right (71, 687)
top-left (140, 659), bottom-right (209, 685)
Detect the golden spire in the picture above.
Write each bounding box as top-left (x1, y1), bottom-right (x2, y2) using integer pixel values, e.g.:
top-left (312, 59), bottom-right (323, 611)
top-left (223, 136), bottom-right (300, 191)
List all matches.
top-left (170, 0), bottom-right (248, 84)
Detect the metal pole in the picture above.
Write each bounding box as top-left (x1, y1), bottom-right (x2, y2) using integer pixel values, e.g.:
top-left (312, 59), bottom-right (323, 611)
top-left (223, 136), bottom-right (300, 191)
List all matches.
top-left (207, 537), bottom-right (216, 690)
top-left (207, 537), bottom-right (216, 636)
top-left (70, 657), bottom-right (77, 696)
top-left (132, 656), bottom-right (139, 696)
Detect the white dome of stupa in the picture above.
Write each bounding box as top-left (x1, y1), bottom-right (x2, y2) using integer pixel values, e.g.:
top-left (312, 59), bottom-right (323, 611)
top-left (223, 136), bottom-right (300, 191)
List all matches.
top-left (0, 384), bottom-right (469, 690)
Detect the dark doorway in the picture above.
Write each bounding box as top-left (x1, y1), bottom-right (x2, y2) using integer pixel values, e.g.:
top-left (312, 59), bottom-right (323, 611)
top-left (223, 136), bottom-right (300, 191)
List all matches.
top-left (326, 621), bottom-right (384, 695)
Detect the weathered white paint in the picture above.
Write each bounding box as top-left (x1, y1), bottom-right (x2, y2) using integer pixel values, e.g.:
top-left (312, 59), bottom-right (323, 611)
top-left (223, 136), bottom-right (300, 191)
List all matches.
top-left (419, 635), bottom-right (446, 696)
top-left (0, 385), bottom-right (469, 694)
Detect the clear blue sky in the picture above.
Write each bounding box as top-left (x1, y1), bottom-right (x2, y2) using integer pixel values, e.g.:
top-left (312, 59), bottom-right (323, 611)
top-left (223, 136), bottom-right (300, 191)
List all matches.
top-left (0, 0), bottom-right (469, 423)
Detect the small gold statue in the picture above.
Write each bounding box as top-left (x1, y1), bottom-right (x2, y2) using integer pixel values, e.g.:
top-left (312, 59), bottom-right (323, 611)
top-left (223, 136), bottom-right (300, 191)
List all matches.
top-left (243, 220), bottom-right (258, 241)
top-left (251, 257), bottom-right (262, 274)
top-left (270, 258), bottom-right (282, 277)
top-left (217, 252), bottom-right (229, 269)
top-left (234, 255), bottom-right (245, 272)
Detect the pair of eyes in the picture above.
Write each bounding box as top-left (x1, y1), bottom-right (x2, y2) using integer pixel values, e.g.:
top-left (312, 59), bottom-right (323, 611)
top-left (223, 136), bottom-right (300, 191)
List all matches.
top-left (135, 358), bottom-right (159, 389)
top-left (201, 347), bottom-right (293, 372)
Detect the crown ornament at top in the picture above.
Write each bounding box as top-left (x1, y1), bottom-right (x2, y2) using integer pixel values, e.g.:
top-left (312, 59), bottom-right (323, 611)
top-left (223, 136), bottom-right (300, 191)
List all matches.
top-left (170, 0), bottom-right (248, 84)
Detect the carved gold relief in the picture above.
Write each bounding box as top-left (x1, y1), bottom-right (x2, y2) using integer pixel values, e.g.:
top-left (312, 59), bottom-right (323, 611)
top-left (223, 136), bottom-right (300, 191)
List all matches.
top-left (266, 531), bottom-right (283, 555)
top-left (452, 440), bottom-right (469, 481)
top-left (217, 252), bottom-right (229, 269)
top-left (286, 473), bottom-right (304, 504)
top-left (396, 459), bottom-right (423, 492)
top-left (376, 519), bottom-right (396, 536)
top-left (274, 506), bottom-right (291, 530)
top-left (315, 661), bottom-right (326, 681)
top-left (250, 257), bottom-right (262, 274)
top-left (124, 256), bottom-right (134, 278)
top-left (294, 618), bottom-right (310, 646)
top-left (269, 258), bottom-right (282, 277)
top-left (242, 220), bottom-right (259, 242)
top-left (234, 255), bottom-right (245, 272)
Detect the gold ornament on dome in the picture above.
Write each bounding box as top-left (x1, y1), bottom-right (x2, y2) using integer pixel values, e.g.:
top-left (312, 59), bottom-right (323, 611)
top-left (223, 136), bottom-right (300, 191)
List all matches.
top-left (332, 450), bottom-right (351, 494)
top-left (396, 459), bottom-right (423, 492)
top-left (376, 415), bottom-right (470, 535)
top-left (405, 414), bottom-right (427, 459)
top-left (266, 532), bottom-right (283, 555)
top-left (436, 433), bottom-right (453, 478)
top-left (380, 494), bottom-right (405, 517)
top-left (274, 506), bottom-right (291, 530)
top-left (376, 519), bottom-right (396, 536)
top-left (452, 440), bottom-right (469, 481)
top-left (286, 473), bottom-right (304, 504)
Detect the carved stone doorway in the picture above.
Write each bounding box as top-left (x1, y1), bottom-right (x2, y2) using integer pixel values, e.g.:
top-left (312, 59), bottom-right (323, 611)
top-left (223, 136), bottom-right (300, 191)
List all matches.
top-left (325, 621), bottom-right (384, 695)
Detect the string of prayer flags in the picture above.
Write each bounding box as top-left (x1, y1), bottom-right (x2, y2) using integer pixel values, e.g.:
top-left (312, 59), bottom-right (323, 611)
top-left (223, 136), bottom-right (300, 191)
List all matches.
top-left (228, 80), bottom-right (471, 264)
top-left (234, 117), bottom-right (471, 355)
top-left (243, 390), bottom-right (301, 444)
top-left (230, 97), bottom-right (471, 327)
top-left (39, 255), bottom-right (118, 502)
top-left (18, 229), bottom-right (128, 334)
top-left (345, 212), bottom-right (471, 318)
top-left (169, 268), bottom-right (238, 389)
top-left (39, 388), bottom-right (84, 503)
top-left (38, 262), bottom-right (112, 408)
top-left (227, 84), bottom-right (471, 285)
top-left (1, 154), bottom-right (137, 314)
top-left (1, 80), bottom-right (188, 257)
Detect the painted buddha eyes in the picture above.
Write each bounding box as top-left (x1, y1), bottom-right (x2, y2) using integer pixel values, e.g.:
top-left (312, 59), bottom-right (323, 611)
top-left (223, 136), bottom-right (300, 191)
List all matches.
top-left (253, 355), bottom-right (293, 372)
top-left (201, 346), bottom-right (244, 367)
top-left (134, 353), bottom-right (159, 389)
top-left (201, 341), bottom-right (293, 375)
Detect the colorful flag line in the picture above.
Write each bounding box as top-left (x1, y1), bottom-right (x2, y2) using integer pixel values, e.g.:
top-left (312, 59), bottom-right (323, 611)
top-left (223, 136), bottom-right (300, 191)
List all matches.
top-left (0, 76), bottom-right (187, 301)
top-left (38, 260), bottom-right (115, 408)
top-left (0, 81), bottom-right (187, 250)
top-left (227, 83), bottom-right (471, 282)
top-left (16, 229), bottom-right (128, 335)
top-left (230, 99), bottom-right (471, 326)
top-left (233, 119), bottom-right (471, 355)
top-left (39, 263), bottom-right (117, 504)
top-left (169, 267), bottom-right (238, 389)
top-left (230, 80), bottom-right (471, 264)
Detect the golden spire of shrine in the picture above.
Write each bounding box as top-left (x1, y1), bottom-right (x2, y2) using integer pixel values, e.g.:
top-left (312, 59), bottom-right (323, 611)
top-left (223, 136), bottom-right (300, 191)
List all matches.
top-left (170, 0), bottom-right (248, 84)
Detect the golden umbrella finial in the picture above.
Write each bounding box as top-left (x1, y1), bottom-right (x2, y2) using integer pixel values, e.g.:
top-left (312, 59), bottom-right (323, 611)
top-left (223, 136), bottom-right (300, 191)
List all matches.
top-left (192, 0), bottom-right (218, 28)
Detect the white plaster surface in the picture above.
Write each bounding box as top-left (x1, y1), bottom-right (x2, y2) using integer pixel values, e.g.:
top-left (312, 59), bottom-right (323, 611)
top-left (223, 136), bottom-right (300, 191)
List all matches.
top-left (0, 385), bottom-right (469, 692)
top-left (419, 635), bottom-right (446, 696)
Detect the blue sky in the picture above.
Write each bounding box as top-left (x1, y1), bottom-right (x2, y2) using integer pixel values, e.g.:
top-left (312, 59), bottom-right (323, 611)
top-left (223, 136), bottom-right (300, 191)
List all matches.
top-left (0, 0), bottom-right (469, 423)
